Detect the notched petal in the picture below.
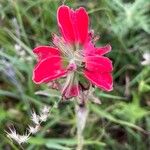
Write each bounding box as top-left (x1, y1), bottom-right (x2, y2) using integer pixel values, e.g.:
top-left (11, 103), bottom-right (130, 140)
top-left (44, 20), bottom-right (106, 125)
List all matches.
top-left (57, 5), bottom-right (89, 44)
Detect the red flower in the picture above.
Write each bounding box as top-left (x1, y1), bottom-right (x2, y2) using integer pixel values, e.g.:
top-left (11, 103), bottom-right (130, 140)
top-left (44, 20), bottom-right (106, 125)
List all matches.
top-left (33, 5), bottom-right (113, 99)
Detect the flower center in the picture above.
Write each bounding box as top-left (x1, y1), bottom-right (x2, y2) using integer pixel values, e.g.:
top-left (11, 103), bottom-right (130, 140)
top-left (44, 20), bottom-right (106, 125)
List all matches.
top-left (53, 35), bottom-right (84, 70)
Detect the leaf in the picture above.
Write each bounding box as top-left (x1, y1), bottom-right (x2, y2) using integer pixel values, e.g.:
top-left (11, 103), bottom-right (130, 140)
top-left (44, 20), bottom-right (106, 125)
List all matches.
top-left (46, 142), bottom-right (71, 150)
top-left (29, 137), bottom-right (106, 147)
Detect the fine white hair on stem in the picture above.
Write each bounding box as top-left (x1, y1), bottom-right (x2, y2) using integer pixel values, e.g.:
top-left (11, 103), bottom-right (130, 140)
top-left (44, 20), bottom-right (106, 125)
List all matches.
top-left (6, 105), bottom-right (50, 145)
top-left (28, 125), bottom-right (40, 134)
top-left (41, 105), bottom-right (50, 114)
top-left (6, 127), bottom-right (30, 145)
top-left (31, 111), bottom-right (40, 125)
top-left (39, 105), bottom-right (50, 122)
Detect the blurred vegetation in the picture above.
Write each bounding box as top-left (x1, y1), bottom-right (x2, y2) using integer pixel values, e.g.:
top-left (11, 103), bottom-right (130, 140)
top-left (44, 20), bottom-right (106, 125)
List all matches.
top-left (0, 0), bottom-right (150, 149)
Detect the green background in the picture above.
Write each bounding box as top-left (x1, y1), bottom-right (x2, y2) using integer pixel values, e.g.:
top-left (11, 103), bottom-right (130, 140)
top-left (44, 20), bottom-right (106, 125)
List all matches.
top-left (0, 0), bottom-right (150, 149)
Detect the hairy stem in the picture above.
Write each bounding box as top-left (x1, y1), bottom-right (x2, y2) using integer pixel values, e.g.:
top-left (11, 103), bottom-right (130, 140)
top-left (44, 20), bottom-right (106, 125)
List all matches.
top-left (76, 104), bottom-right (88, 150)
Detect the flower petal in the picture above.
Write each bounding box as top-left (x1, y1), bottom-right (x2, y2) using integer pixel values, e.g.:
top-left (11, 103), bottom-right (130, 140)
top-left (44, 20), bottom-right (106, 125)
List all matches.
top-left (85, 56), bottom-right (113, 72)
top-left (63, 84), bottom-right (80, 99)
top-left (84, 71), bottom-right (113, 91)
top-left (83, 41), bottom-right (95, 56)
top-left (32, 56), bottom-right (67, 84)
top-left (57, 5), bottom-right (89, 44)
top-left (75, 7), bottom-right (89, 44)
top-left (33, 46), bottom-right (60, 60)
top-left (57, 5), bottom-right (75, 43)
top-left (62, 73), bottom-right (79, 99)
top-left (84, 42), bottom-right (111, 56)
top-left (95, 45), bottom-right (111, 55)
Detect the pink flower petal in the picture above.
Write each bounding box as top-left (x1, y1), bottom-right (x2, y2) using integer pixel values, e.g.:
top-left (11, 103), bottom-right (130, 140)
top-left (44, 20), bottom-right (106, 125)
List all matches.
top-left (57, 5), bottom-right (75, 43)
top-left (32, 56), bottom-right (67, 84)
top-left (84, 71), bottom-right (113, 91)
top-left (61, 73), bottom-right (79, 99)
top-left (75, 7), bottom-right (89, 44)
top-left (85, 56), bottom-right (113, 72)
top-left (84, 42), bottom-right (111, 56)
top-left (33, 46), bottom-right (60, 60)
top-left (83, 41), bottom-right (95, 56)
top-left (63, 84), bottom-right (80, 99)
top-left (57, 5), bottom-right (89, 44)
top-left (95, 45), bottom-right (111, 55)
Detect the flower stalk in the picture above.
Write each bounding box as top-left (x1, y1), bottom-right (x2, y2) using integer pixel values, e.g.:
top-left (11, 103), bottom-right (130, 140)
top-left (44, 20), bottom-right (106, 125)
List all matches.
top-left (76, 103), bottom-right (88, 150)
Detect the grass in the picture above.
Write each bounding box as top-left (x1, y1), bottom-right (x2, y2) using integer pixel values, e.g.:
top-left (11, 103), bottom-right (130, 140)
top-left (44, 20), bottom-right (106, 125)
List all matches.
top-left (0, 0), bottom-right (150, 149)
